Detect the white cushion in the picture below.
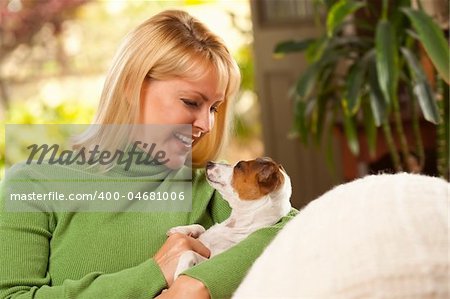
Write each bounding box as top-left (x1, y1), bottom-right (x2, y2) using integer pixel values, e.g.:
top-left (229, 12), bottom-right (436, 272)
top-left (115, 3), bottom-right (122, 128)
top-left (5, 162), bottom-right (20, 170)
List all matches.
top-left (233, 173), bottom-right (449, 299)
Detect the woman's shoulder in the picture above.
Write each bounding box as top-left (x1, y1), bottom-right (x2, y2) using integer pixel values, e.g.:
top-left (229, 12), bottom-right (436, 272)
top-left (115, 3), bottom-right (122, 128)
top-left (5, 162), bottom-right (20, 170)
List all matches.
top-left (3, 160), bottom-right (93, 182)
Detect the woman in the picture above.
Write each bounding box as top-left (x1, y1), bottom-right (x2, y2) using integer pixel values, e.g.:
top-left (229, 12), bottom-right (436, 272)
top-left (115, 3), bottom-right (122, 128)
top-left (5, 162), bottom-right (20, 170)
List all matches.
top-left (0, 10), bottom-right (296, 298)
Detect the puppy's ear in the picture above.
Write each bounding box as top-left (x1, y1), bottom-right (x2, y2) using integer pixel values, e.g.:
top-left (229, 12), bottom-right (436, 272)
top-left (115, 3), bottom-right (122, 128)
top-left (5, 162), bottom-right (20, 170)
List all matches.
top-left (257, 164), bottom-right (283, 193)
top-left (257, 164), bottom-right (275, 182)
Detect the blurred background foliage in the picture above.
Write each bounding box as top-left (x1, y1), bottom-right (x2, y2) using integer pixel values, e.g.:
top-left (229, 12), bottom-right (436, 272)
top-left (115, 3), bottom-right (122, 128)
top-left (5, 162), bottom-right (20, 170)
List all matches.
top-left (0, 0), bottom-right (261, 178)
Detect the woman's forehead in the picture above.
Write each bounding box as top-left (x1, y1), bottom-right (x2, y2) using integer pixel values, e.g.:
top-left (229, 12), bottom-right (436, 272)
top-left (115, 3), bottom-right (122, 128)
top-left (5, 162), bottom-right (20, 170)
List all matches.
top-left (180, 76), bottom-right (225, 101)
top-left (184, 57), bottom-right (229, 88)
top-left (182, 66), bottom-right (226, 94)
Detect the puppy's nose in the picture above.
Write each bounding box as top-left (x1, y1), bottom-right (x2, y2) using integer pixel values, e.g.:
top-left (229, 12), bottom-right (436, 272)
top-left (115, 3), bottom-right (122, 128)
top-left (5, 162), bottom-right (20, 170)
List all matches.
top-left (206, 161), bottom-right (215, 170)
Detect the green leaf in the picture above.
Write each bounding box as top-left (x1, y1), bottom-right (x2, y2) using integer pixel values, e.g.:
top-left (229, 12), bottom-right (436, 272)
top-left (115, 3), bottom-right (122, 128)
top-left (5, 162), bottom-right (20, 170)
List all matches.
top-left (274, 38), bottom-right (316, 56)
top-left (401, 47), bottom-right (440, 124)
top-left (306, 37), bottom-right (328, 63)
top-left (342, 112), bottom-right (359, 155)
top-left (312, 93), bottom-right (328, 144)
top-left (327, 0), bottom-right (365, 37)
top-left (322, 0), bottom-right (337, 9)
top-left (401, 8), bottom-right (450, 84)
top-left (344, 55), bottom-right (369, 114)
top-left (367, 52), bottom-right (388, 126)
top-left (362, 97), bottom-right (377, 157)
top-left (331, 35), bottom-right (374, 51)
top-left (391, 0), bottom-right (411, 42)
top-left (296, 63), bottom-right (321, 99)
top-left (324, 118), bottom-right (337, 176)
top-left (375, 19), bottom-right (399, 106)
top-left (292, 98), bottom-right (309, 144)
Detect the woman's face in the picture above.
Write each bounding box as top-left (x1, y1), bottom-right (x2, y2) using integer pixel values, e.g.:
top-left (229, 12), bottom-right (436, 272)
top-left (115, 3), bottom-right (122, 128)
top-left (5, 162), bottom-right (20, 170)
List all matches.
top-left (139, 68), bottom-right (225, 169)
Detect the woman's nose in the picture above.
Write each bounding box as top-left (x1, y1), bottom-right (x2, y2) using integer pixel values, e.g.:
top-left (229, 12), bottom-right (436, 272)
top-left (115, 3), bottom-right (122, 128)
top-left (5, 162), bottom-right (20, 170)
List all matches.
top-left (193, 109), bottom-right (213, 134)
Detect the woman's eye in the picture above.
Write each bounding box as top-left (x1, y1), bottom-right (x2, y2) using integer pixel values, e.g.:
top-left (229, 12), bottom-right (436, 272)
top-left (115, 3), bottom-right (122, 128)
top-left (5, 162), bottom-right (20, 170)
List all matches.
top-left (181, 99), bottom-right (198, 108)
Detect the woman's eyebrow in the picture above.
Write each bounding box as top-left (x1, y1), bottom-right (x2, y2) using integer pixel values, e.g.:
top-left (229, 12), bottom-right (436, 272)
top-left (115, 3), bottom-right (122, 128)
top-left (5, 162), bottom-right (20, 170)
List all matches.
top-left (194, 91), bottom-right (209, 102)
top-left (183, 90), bottom-right (223, 103)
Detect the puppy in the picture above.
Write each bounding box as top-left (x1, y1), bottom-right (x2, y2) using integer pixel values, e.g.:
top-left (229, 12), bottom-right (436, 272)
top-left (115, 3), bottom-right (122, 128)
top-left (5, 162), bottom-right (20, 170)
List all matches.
top-left (167, 157), bottom-right (292, 279)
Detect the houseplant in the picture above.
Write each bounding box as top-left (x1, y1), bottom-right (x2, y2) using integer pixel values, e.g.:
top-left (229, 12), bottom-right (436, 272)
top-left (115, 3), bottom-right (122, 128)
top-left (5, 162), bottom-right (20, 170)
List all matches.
top-left (275, 0), bottom-right (449, 179)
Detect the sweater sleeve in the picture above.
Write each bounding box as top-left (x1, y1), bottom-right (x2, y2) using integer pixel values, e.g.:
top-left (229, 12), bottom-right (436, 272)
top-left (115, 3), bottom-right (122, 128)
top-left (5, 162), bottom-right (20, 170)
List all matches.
top-left (183, 190), bottom-right (298, 299)
top-left (0, 185), bottom-right (167, 299)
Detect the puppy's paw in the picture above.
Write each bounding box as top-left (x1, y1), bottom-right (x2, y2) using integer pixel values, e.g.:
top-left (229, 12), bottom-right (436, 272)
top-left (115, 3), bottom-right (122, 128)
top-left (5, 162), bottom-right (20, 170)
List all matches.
top-left (167, 224), bottom-right (206, 238)
top-left (174, 251), bottom-right (208, 280)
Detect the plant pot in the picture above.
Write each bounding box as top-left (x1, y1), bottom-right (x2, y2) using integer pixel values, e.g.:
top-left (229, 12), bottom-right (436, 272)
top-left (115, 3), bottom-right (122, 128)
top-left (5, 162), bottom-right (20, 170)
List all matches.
top-left (334, 120), bottom-right (437, 181)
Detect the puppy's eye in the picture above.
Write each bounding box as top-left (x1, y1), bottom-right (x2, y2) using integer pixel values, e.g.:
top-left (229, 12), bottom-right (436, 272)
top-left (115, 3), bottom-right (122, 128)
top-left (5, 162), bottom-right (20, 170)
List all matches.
top-left (235, 161), bottom-right (244, 170)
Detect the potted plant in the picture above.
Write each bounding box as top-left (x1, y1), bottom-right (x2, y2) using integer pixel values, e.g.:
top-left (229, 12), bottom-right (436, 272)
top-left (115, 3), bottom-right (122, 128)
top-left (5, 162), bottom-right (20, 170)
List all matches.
top-left (275, 0), bottom-right (449, 180)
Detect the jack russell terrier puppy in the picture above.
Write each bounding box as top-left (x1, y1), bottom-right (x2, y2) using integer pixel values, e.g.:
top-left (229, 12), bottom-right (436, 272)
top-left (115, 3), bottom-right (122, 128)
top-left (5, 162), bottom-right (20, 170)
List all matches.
top-left (167, 157), bottom-right (292, 279)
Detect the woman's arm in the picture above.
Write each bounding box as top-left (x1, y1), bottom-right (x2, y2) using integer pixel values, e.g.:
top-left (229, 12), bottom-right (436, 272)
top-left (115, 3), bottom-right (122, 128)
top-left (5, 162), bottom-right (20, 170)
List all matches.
top-left (0, 166), bottom-right (170, 299)
top-left (0, 206), bottom-right (169, 299)
top-left (155, 275), bottom-right (210, 299)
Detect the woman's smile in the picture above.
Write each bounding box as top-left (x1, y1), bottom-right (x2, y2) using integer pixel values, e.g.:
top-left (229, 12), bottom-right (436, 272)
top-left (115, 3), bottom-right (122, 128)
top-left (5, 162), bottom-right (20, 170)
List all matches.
top-left (173, 132), bottom-right (193, 148)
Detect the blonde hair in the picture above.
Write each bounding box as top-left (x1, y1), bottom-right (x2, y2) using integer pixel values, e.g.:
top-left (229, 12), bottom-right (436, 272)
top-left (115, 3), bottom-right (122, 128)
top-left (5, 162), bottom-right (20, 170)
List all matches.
top-left (73, 10), bottom-right (241, 168)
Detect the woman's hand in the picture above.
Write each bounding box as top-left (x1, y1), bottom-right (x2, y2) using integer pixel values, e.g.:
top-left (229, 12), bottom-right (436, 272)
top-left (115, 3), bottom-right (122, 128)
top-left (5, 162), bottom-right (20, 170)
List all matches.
top-left (155, 275), bottom-right (210, 299)
top-left (154, 233), bottom-right (210, 287)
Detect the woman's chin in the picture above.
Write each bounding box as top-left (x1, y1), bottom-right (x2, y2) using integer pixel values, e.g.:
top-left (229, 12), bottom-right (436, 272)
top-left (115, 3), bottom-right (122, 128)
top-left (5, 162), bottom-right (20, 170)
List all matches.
top-left (164, 154), bottom-right (190, 169)
top-left (165, 137), bottom-right (192, 168)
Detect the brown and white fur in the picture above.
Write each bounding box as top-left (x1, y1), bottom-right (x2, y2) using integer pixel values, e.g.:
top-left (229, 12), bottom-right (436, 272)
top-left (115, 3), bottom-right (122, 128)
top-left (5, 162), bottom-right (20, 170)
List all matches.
top-left (167, 157), bottom-right (292, 279)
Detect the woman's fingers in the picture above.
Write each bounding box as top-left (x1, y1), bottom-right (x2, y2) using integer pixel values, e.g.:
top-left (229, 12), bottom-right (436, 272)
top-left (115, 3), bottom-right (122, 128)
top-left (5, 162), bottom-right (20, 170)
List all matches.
top-left (154, 233), bottom-right (210, 287)
top-left (184, 235), bottom-right (210, 258)
top-left (166, 233), bottom-right (210, 258)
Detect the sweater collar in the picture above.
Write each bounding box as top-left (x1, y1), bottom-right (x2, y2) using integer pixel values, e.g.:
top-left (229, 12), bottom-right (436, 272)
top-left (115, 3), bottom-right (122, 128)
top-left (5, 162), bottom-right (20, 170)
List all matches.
top-left (107, 145), bottom-right (192, 179)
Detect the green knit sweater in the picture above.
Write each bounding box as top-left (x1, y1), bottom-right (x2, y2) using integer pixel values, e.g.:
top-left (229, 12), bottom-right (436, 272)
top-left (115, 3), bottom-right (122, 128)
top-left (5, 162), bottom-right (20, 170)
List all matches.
top-left (0, 161), bottom-right (297, 299)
